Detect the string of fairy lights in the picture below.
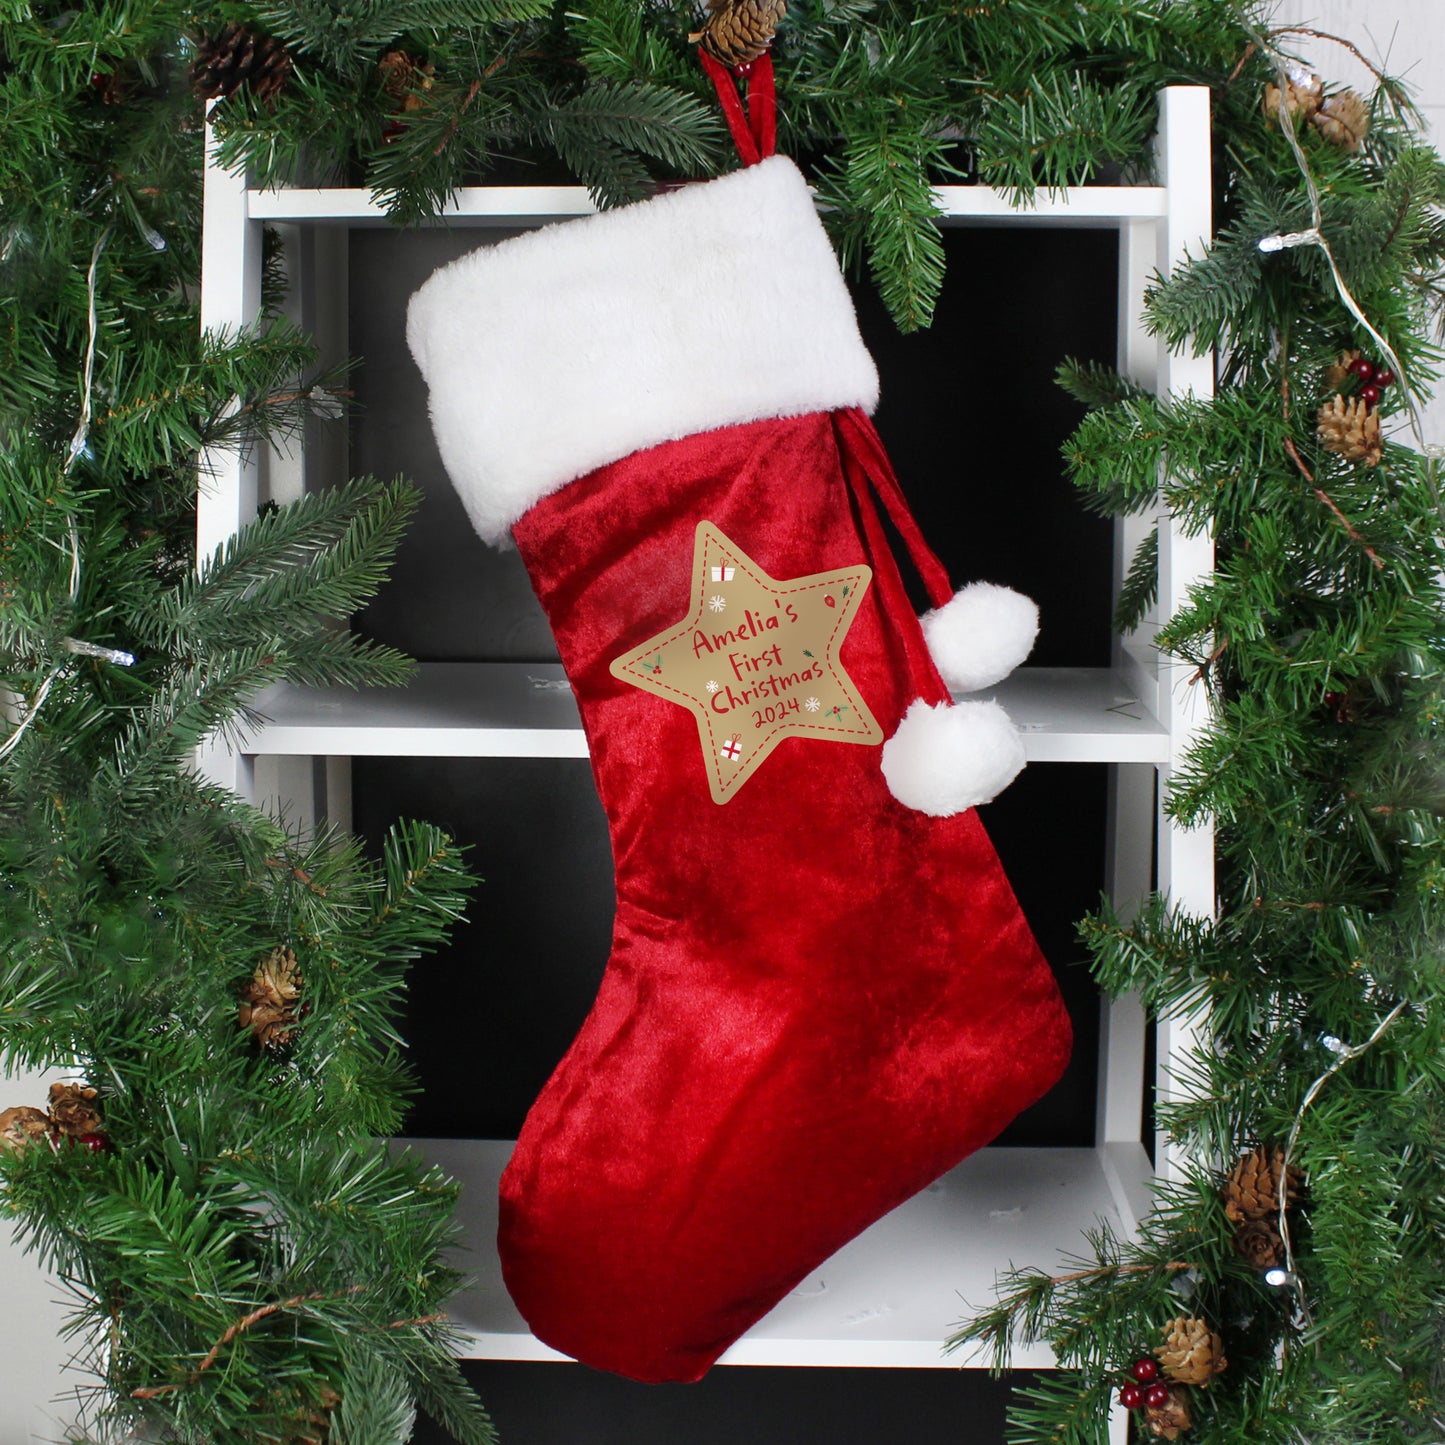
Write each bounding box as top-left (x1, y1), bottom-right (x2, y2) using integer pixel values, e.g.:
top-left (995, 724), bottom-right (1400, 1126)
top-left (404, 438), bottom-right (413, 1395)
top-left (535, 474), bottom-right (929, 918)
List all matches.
top-left (0, 224), bottom-right (136, 767)
top-left (1239, 36), bottom-right (1432, 1429)
top-left (1252, 30), bottom-right (1445, 473)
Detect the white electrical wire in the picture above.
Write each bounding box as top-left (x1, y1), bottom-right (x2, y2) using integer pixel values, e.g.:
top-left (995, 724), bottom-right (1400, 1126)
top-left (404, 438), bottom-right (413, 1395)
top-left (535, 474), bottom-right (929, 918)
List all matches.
top-left (1266, 1003), bottom-right (1408, 1327)
top-left (1245, 32), bottom-right (1435, 1373)
top-left (1252, 34), bottom-right (1445, 473)
top-left (0, 224), bottom-right (132, 766)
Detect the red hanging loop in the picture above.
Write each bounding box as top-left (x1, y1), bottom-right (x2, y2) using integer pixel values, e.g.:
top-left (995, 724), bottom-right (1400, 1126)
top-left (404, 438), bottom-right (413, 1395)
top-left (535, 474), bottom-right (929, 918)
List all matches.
top-left (698, 47), bottom-right (776, 167)
top-left (746, 50), bottom-right (776, 160)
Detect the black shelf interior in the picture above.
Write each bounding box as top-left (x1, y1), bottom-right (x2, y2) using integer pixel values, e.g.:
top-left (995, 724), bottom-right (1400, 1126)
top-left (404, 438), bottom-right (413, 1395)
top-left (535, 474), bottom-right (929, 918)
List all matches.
top-left (412, 1362), bottom-right (1039, 1445)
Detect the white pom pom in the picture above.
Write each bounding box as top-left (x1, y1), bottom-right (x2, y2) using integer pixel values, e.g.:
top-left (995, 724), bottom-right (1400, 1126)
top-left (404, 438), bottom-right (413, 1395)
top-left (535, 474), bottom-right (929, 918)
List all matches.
top-left (880, 698), bottom-right (1026, 816)
top-left (921, 583), bottom-right (1039, 693)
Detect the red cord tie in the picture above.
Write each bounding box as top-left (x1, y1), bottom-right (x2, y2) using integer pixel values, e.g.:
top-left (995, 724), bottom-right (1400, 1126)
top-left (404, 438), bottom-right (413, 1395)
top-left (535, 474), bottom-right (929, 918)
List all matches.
top-left (833, 408), bottom-right (958, 705)
top-left (698, 48), bottom-right (776, 167)
top-left (834, 409), bottom-right (955, 612)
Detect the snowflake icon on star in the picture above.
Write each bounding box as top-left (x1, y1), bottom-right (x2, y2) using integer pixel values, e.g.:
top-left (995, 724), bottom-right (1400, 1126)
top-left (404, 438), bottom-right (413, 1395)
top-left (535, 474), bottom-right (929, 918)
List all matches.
top-left (804, 697), bottom-right (821, 712)
top-left (706, 680), bottom-right (720, 694)
top-left (708, 594), bottom-right (727, 613)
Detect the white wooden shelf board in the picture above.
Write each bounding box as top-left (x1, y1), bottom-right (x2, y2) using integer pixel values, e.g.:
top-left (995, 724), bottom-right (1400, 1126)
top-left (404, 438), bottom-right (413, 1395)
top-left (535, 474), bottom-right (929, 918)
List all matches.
top-left (243, 663), bottom-right (590, 759)
top-left (401, 1138), bottom-right (1146, 1370)
top-left (249, 185), bottom-right (596, 226)
top-left (247, 184), bottom-right (1167, 228)
top-left (934, 185), bottom-right (1167, 223)
top-left (974, 667), bottom-right (1168, 762)
top-left (240, 663), bottom-right (1167, 762)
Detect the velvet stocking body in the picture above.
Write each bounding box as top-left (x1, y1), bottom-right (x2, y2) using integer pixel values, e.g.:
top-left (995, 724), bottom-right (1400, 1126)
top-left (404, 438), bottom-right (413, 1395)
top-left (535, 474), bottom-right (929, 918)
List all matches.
top-left (499, 407), bottom-right (1073, 1383)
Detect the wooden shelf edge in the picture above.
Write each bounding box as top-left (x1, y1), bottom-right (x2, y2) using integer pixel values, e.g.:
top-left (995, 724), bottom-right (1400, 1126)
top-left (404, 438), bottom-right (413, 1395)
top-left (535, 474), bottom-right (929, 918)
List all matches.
top-left (1098, 1140), bottom-right (1156, 1238)
top-left (451, 1331), bottom-right (1060, 1371)
top-left (237, 663), bottom-right (1169, 764)
top-left (247, 725), bottom-right (593, 760)
top-left (402, 1139), bottom-right (1147, 1372)
top-left (933, 185), bottom-right (1167, 222)
top-left (247, 184), bottom-right (1168, 228)
top-left (247, 185), bottom-right (596, 224)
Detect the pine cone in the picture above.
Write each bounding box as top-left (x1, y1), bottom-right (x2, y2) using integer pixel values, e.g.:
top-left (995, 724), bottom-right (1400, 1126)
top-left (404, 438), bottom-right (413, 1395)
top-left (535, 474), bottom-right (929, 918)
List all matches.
top-left (1223, 1144), bottom-right (1303, 1223)
top-left (239, 946), bottom-right (304, 1050)
top-left (48, 1082), bottom-right (102, 1139)
top-left (1312, 89), bottom-right (1369, 151)
top-left (376, 50), bottom-right (435, 113)
top-left (1234, 1217), bottom-right (1285, 1269)
top-left (1317, 394), bottom-right (1382, 467)
top-left (690, 0), bottom-right (787, 66)
top-left (1263, 70), bottom-right (1323, 122)
top-left (1157, 1316), bottom-right (1227, 1387)
top-left (0, 1105), bottom-right (52, 1152)
top-left (1323, 349), bottom-right (1363, 392)
top-left (1145, 1383), bottom-right (1193, 1440)
top-left (191, 23), bottom-right (293, 106)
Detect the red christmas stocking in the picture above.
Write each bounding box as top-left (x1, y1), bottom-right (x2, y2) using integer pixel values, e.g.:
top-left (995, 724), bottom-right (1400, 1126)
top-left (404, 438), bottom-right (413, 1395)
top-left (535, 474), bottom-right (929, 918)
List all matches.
top-left (407, 86), bottom-right (1072, 1383)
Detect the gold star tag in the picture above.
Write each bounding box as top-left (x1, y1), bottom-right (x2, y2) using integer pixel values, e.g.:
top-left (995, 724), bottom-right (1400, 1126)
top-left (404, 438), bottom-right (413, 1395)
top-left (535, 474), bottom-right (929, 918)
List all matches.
top-left (610, 521), bottom-right (883, 803)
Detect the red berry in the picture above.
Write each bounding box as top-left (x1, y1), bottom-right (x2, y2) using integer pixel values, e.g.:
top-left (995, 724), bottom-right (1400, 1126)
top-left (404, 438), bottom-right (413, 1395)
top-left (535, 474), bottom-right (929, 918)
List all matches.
top-left (1360, 384), bottom-right (1382, 408)
top-left (1145, 1382), bottom-right (1171, 1409)
top-left (1349, 357), bottom-right (1376, 383)
top-left (1119, 1383), bottom-right (1146, 1410)
top-left (78, 1132), bottom-right (111, 1153)
top-left (1375, 368), bottom-right (1395, 388)
top-left (732, 61), bottom-right (754, 79)
top-left (1131, 1358), bottom-right (1160, 1383)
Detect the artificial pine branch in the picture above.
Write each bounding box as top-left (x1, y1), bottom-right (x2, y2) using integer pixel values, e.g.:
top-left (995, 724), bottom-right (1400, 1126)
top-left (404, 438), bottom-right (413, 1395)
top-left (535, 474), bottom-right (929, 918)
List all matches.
top-left (255, 0), bottom-right (550, 77)
top-left (1113, 526), bottom-right (1158, 635)
top-left (823, 123), bottom-right (950, 333)
top-left (570, 1), bottom-right (698, 86)
top-left (969, 72), bottom-right (1156, 200)
top-left (1055, 357), bottom-right (1150, 409)
top-left (521, 79), bottom-right (724, 208)
top-left (985, 114), bottom-right (1445, 1381)
top-left (408, 1354), bottom-right (500, 1445)
top-left (332, 1348), bottom-right (418, 1445)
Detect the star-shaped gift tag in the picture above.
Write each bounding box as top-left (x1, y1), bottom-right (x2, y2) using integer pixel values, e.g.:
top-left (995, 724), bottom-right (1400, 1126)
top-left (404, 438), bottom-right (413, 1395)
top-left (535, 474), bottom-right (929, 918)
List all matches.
top-left (610, 522), bottom-right (882, 803)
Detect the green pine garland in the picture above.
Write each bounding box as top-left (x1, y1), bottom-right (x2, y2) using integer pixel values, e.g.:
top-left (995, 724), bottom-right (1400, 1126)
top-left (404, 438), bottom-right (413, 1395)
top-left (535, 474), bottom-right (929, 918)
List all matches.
top-left (4, 2), bottom-right (1445, 1442)
top-left (1, 6), bottom-right (495, 1441)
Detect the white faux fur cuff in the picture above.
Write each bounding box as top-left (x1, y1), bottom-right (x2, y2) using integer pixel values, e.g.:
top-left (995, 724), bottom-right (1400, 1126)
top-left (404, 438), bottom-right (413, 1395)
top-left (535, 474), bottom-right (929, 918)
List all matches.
top-left (407, 157), bottom-right (880, 544)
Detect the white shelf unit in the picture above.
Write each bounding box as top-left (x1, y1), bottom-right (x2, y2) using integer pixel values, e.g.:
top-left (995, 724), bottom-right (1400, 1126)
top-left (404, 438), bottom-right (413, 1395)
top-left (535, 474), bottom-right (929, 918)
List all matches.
top-left (198, 87), bottom-right (1213, 1391)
